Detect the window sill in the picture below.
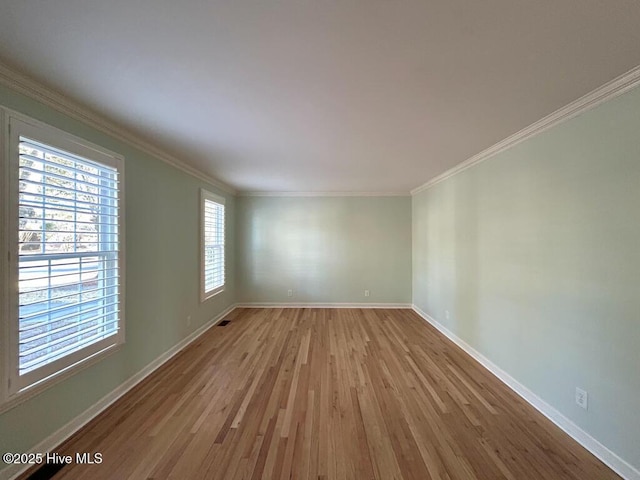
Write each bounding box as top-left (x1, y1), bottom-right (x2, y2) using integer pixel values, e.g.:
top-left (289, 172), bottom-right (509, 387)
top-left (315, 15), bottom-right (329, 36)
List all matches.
top-left (0, 342), bottom-right (123, 415)
top-left (200, 286), bottom-right (225, 303)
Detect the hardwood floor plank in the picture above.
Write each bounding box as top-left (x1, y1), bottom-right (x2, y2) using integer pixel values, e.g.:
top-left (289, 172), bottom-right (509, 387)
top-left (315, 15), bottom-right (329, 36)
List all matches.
top-left (33, 308), bottom-right (621, 480)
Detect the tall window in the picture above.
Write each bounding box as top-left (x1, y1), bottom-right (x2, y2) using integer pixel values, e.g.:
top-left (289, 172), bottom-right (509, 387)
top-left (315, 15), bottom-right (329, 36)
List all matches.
top-left (3, 113), bottom-right (124, 401)
top-left (200, 189), bottom-right (225, 301)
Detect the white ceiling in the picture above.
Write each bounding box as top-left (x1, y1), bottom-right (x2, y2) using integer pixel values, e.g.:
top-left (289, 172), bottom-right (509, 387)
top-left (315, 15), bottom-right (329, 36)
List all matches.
top-left (1, 1), bottom-right (640, 193)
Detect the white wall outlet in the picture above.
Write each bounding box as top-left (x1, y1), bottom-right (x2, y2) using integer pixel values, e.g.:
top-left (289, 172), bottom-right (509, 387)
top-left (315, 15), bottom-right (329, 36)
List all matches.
top-left (187, 315), bottom-right (191, 326)
top-left (445, 310), bottom-right (450, 320)
top-left (575, 387), bottom-right (588, 410)
top-left (287, 289), bottom-right (293, 297)
top-left (364, 290), bottom-right (370, 297)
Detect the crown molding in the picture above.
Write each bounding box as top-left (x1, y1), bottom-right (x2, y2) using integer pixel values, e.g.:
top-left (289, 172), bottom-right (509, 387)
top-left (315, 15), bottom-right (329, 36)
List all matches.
top-left (0, 61), bottom-right (236, 195)
top-left (411, 64), bottom-right (640, 196)
top-left (5, 58), bottom-right (638, 199)
top-left (239, 191), bottom-right (410, 197)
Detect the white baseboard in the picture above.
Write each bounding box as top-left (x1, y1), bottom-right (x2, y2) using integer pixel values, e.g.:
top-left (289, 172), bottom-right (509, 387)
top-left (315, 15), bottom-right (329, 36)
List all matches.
top-left (0, 304), bottom-right (237, 480)
top-left (236, 302), bottom-right (412, 309)
top-left (411, 305), bottom-right (640, 480)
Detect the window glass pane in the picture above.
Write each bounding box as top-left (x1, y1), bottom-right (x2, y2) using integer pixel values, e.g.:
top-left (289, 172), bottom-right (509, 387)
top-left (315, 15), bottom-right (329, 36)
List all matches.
top-left (203, 196), bottom-right (225, 294)
top-left (17, 137), bottom-right (120, 376)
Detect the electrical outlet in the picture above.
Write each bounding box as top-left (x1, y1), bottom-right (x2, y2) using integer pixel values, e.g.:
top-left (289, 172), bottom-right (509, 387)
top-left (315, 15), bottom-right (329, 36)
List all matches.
top-left (364, 290), bottom-right (370, 297)
top-left (287, 289), bottom-right (293, 297)
top-left (187, 315), bottom-right (191, 326)
top-left (445, 310), bottom-right (450, 320)
top-left (575, 387), bottom-right (588, 410)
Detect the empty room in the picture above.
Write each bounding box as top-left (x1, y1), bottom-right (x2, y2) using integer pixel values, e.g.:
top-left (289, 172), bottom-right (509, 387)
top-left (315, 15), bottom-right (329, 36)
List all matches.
top-left (0, 1), bottom-right (639, 479)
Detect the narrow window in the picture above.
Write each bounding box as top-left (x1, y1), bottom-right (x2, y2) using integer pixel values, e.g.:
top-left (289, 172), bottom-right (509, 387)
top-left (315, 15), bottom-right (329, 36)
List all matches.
top-left (200, 189), bottom-right (225, 301)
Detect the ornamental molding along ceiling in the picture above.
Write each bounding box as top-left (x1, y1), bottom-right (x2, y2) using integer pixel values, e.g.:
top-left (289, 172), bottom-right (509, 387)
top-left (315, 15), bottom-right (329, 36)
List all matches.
top-left (0, 61), bottom-right (236, 195)
top-left (410, 64), bottom-right (640, 195)
top-left (2, 61), bottom-right (640, 197)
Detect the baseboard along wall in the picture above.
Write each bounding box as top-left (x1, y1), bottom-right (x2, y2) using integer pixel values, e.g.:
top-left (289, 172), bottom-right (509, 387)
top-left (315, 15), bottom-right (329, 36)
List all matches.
top-left (0, 304), bottom-right (236, 480)
top-left (411, 305), bottom-right (640, 480)
top-left (236, 302), bottom-right (413, 309)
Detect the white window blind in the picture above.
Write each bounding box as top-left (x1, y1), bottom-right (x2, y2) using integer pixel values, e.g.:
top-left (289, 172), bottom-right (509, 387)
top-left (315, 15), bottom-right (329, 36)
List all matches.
top-left (201, 190), bottom-right (225, 300)
top-left (6, 115), bottom-right (124, 397)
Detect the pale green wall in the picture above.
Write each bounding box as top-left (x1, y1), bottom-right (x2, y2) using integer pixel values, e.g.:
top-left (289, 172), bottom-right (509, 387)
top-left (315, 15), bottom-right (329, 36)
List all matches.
top-left (237, 196), bottom-right (412, 304)
top-left (413, 86), bottom-right (640, 469)
top-left (0, 83), bottom-right (236, 471)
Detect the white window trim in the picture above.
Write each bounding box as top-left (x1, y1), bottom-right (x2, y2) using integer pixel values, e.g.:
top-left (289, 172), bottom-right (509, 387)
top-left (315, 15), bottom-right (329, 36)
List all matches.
top-left (200, 188), bottom-right (225, 302)
top-left (0, 107), bottom-right (126, 412)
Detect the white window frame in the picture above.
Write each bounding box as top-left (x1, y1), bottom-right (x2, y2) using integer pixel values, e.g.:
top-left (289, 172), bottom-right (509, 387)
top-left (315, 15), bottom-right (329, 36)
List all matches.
top-left (0, 108), bottom-right (125, 411)
top-left (200, 189), bottom-right (225, 302)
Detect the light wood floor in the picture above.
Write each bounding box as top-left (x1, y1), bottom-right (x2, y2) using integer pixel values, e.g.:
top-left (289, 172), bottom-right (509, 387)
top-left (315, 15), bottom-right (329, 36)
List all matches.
top-left (41, 308), bottom-right (618, 479)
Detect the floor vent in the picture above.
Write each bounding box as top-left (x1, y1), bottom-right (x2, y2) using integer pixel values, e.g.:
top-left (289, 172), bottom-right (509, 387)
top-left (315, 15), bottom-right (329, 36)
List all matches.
top-left (27, 462), bottom-right (66, 480)
top-left (218, 320), bottom-right (231, 326)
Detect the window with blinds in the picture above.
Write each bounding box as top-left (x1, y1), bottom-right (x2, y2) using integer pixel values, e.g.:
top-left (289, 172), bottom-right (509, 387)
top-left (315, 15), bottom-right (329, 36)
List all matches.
top-left (201, 190), bottom-right (225, 300)
top-left (6, 115), bottom-right (124, 397)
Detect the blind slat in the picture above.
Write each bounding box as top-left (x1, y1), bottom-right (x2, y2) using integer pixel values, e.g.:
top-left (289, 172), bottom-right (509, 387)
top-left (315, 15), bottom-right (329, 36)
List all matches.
top-left (20, 326), bottom-right (119, 372)
top-left (20, 299), bottom-right (119, 335)
top-left (19, 178), bottom-right (118, 203)
top-left (20, 319), bottom-right (119, 358)
top-left (20, 139), bottom-right (118, 176)
top-left (19, 163), bottom-right (119, 193)
top-left (20, 309), bottom-right (119, 342)
top-left (19, 265), bottom-right (118, 284)
top-left (19, 273), bottom-right (119, 297)
top-left (20, 283), bottom-right (120, 308)
top-left (20, 294), bottom-right (119, 323)
top-left (19, 196), bottom-right (119, 215)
